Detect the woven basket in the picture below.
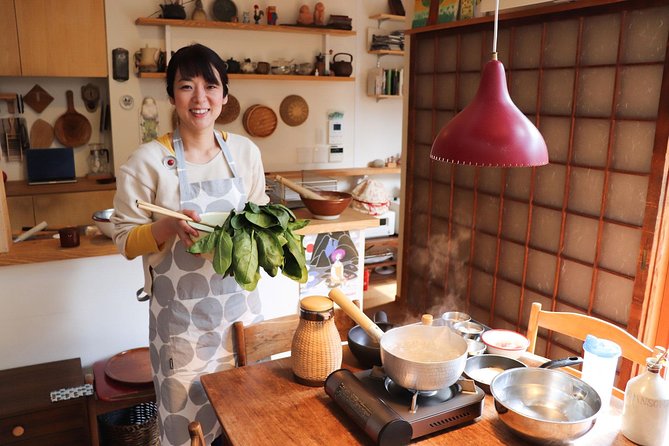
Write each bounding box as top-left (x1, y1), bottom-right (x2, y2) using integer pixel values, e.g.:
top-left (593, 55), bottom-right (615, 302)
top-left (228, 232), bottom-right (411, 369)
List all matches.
top-left (291, 318), bottom-right (343, 386)
top-left (99, 402), bottom-right (159, 446)
top-left (216, 94), bottom-right (241, 124)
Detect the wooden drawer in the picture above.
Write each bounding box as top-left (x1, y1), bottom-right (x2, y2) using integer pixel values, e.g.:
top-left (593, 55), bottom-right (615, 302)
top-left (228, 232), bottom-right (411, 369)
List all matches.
top-left (0, 403), bottom-right (87, 445)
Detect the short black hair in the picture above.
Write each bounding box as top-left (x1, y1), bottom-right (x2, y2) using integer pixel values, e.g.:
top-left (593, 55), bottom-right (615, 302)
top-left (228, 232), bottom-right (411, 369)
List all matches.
top-left (166, 43), bottom-right (229, 98)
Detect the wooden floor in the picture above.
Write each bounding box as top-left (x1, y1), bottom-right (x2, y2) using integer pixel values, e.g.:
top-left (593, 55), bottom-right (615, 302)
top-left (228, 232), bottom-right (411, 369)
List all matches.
top-left (364, 276), bottom-right (396, 309)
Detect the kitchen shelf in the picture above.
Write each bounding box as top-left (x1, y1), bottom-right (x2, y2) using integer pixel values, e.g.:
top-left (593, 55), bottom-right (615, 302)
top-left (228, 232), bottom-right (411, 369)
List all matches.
top-left (368, 94), bottom-right (402, 101)
top-left (266, 167), bottom-right (400, 179)
top-left (137, 72), bottom-right (355, 82)
top-left (135, 17), bottom-right (356, 36)
top-left (5, 177), bottom-right (115, 197)
top-left (369, 14), bottom-right (406, 25)
top-left (368, 49), bottom-right (405, 57)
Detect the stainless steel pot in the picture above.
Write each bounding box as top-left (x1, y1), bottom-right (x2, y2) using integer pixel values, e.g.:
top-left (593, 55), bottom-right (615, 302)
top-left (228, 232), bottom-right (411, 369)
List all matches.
top-left (329, 289), bottom-right (467, 391)
top-left (490, 367), bottom-right (602, 444)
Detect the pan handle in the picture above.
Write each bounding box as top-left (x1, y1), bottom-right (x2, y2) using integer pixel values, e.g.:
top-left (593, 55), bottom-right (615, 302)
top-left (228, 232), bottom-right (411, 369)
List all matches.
top-left (329, 288), bottom-right (385, 343)
top-left (540, 356), bottom-right (583, 369)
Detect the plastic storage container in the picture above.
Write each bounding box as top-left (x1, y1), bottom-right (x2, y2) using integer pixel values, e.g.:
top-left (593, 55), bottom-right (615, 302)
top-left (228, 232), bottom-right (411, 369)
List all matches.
top-left (581, 335), bottom-right (621, 413)
top-left (622, 351), bottom-right (669, 446)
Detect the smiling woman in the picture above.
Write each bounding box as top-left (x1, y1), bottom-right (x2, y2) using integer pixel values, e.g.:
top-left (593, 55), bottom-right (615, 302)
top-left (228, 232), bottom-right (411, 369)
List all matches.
top-left (112, 43), bottom-right (270, 446)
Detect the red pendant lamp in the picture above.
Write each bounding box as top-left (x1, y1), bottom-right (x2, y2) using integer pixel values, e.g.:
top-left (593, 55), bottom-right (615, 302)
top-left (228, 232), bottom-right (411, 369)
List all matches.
top-left (430, 1), bottom-right (548, 167)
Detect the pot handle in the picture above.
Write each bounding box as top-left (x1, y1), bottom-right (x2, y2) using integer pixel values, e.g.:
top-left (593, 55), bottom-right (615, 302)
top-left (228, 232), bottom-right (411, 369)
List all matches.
top-left (333, 52), bottom-right (353, 62)
top-left (329, 288), bottom-right (384, 343)
top-left (540, 356), bottom-right (583, 369)
top-left (373, 311), bottom-right (388, 324)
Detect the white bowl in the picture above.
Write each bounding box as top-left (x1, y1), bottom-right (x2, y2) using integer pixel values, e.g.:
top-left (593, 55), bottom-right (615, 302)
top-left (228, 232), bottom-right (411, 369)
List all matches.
top-left (481, 329), bottom-right (529, 359)
top-left (187, 212), bottom-right (229, 234)
top-left (92, 208), bottom-right (114, 238)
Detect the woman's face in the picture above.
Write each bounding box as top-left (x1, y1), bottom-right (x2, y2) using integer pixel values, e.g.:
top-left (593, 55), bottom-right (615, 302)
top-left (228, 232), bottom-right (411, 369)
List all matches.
top-left (170, 68), bottom-right (227, 133)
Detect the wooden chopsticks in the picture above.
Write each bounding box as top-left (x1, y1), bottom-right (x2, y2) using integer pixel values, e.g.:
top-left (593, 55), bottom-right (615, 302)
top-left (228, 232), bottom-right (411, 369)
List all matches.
top-left (135, 200), bottom-right (216, 229)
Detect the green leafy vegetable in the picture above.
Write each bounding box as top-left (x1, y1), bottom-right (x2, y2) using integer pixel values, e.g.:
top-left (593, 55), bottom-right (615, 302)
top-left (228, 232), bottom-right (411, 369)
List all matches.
top-left (187, 202), bottom-right (310, 290)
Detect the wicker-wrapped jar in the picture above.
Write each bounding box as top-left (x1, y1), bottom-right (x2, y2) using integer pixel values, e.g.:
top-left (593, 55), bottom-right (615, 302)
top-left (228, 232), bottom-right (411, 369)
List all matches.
top-left (291, 296), bottom-right (343, 386)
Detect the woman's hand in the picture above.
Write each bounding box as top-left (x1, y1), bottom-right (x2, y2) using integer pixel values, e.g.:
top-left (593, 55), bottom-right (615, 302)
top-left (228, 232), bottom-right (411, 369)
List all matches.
top-left (151, 209), bottom-right (202, 249)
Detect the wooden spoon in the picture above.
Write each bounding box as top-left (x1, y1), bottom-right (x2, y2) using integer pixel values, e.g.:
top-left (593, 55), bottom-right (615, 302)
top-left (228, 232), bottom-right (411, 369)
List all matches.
top-left (274, 175), bottom-right (325, 200)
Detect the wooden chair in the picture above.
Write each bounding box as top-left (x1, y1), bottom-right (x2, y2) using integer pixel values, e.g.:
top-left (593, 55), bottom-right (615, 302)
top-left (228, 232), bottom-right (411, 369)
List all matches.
top-left (526, 301), bottom-right (654, 399)
top-left (233, 300), bottom-right (359, 367)
top-left (188, 421), bottom-right (205, 446)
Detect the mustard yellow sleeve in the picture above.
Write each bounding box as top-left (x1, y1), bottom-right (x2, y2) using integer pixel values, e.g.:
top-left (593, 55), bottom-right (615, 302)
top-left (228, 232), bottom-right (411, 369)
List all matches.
top-left (124, 224), bottom-right (160, 259)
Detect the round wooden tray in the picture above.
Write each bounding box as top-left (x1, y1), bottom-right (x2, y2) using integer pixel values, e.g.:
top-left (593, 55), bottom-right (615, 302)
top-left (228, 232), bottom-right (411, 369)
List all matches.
top-left (243, 104), bottom-right (277, 137)
top-left (104, 347), bottom-right (152, 385)
top-left (217, 94), bottom-right (240, 124)
top-left (279, 95), bottom-right (309, 127)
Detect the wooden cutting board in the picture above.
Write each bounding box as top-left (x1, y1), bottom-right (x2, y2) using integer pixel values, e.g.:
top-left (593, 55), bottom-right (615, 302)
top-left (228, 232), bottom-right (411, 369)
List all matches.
top-left (23, 84), bottom-right (54, 114)
top-left (54, 90), bottom-right (92, 147)
top-left (30, 119), bottom-right (54, 148)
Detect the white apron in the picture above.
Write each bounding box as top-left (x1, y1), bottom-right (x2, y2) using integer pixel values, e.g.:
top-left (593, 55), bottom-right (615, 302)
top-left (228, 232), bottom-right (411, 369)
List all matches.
top-left (148, 129), bottom-right (263, 445)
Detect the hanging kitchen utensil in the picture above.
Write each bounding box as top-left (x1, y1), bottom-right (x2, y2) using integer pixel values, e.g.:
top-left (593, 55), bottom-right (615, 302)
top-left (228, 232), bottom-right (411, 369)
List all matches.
top-left (54, 90), bottom-right (92, 147)
top-left (22, 84), bottom-right (54, 114)
top-left (5, 118), bottom-right (22, 161)
top-left (216, 94), bottom-right (240, 124)
top-left (279, 95), bottom-right (309, 126)
top-left (81, 83), bottom-right (100, 112)
top-left (242, 104), bottom-right (277, 137)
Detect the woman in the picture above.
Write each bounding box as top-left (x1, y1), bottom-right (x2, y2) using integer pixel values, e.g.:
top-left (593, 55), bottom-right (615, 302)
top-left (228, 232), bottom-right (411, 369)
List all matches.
top-left (112, 44), bottom-right (269, 446)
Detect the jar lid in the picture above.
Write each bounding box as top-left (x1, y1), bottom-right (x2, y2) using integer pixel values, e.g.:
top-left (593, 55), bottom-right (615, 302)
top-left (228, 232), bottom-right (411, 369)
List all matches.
top-left (583, 335), bottom-right (622, 358)
top-left (300, 296), bottom-right (333, 312)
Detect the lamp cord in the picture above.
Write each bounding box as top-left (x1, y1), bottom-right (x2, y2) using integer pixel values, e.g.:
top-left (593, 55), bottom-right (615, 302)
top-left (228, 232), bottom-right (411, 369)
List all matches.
top-left (493, 0), bottom-right (499, 59)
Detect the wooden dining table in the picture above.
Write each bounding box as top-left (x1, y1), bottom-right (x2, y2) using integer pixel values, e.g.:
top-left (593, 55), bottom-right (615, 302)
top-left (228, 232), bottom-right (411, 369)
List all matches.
top-left (201, 348), bottom-right (635, 445)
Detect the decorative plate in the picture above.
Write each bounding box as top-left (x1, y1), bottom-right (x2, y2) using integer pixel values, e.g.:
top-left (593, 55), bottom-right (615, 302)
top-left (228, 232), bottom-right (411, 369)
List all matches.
top-left (279, 95), bottom-right (309, 127)
top-left (243, 104), bottom-right (277, 137)
top-left (104, 347), bottom-right (152, 385)
top-left (216, 94), bottom-right (241, 124)
top-left (213, 0), bottom-right (237, 22)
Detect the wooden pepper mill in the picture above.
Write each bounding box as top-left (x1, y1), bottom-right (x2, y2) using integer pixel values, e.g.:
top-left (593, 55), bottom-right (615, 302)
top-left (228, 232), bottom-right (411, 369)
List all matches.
top-left (291, 296), bottom-right (343, 386)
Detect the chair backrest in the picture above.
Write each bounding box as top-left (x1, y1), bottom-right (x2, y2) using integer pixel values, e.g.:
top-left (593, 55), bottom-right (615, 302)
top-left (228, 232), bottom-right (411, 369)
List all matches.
top-left (188, 421), bottom-right (205, 446)
top-left (526, 301), bottom-right (653, 398)
top-left (233, 300), bottom-right (359, 367)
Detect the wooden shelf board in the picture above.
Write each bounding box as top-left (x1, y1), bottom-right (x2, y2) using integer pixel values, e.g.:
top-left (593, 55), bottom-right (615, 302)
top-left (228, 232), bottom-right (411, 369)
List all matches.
top-left (369, 94), bottom-right (402, 100)
top-left (266, 167), bottom-right (400, 179)
top-left (368, 49), bottom-right (405, 56)
top-left (369, 14), bottom-right (406, 23)
top-left (5, 177), bottom-right (116, 197)
top-left (138, 72), bottom-right (355, 82)
top-left (135, 17), bottom-right (356, 36)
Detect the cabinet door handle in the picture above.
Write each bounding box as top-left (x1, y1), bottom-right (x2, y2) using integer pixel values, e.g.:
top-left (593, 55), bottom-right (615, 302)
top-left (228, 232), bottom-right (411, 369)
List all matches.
top-left (12, 425), bottom-right (25, 437)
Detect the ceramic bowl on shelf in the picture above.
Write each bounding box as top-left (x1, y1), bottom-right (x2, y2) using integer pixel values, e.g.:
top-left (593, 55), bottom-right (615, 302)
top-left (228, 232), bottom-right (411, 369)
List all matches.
top-left (300, 191), bottom-right (352, 220)
top-left (92, 208), bottom-right (114, 238)
top-left (481, 329), bottom-right (530, 359)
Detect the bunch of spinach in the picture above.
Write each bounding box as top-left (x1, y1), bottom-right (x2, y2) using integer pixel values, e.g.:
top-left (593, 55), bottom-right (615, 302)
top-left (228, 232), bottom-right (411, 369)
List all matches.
top-left (187, 202), bottom-right (310, 291)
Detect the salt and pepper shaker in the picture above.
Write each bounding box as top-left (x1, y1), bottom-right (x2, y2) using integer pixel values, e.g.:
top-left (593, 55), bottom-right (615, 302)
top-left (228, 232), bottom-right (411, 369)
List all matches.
top-left (581, 335), bottom-right (622, 413)
top-left (291, 296), bottom-right (342, 386)
top-left (622, 347), bottom-right (669, 445)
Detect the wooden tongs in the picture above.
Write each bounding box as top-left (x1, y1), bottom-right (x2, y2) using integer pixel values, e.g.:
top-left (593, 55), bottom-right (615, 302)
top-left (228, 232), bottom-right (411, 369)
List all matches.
top-left (136, 200), bottom-right (216, 229)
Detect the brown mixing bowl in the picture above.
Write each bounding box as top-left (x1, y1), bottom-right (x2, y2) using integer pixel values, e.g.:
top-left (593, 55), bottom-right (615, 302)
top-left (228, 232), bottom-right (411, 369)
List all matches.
top-left (300, 191), bottom-right (352, 220)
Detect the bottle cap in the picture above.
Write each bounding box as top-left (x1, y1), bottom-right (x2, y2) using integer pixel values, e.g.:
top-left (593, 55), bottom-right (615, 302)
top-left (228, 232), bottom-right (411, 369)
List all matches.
top-left (300, 296), bottom-right (333, 312)
top-left (583, 335), bottom-right (622, 358)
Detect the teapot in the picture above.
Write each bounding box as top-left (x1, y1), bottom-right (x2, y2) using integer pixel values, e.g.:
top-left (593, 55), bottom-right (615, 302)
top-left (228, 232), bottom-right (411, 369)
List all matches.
top-left (225, 57), bottom-right (241, 73)
top-left (240, 58), bottom-right (256, 74)
top-left (330, 53), bottom-right (353, 77)
top-left (135, 45), bottom-right (161, 72)
top-left (160, 2), bottom-right (186, 19)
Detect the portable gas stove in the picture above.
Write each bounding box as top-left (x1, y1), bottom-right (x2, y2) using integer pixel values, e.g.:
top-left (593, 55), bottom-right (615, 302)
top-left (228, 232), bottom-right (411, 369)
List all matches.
top-left (325, 368), bottom-right (485, 446)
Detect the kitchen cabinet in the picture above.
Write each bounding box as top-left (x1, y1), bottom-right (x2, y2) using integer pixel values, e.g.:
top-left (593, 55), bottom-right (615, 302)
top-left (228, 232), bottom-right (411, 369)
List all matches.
top-left (135, 17), bottom-right (356, 82)
top-left (0, 358), bottom-right (90, 445)
top-left (0, 0), bottom-right (107, 77)
top-left (0, 0), bottom-right (21, 76)
top-left (5, 178), bottom-right (115, 232)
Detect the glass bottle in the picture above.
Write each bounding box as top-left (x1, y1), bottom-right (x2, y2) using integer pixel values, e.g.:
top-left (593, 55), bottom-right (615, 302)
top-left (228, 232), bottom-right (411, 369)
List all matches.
top-left (621, 348), bottom-right (669, 446)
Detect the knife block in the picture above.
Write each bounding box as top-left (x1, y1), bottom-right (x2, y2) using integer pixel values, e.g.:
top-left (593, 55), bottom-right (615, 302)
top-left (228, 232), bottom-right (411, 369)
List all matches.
top-left (0, 178), bottom-right (12, 252)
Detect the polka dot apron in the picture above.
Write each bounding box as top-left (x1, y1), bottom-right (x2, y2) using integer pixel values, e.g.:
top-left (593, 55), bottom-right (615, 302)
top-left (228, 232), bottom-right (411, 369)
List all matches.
top-left (148, 129), bottom-right (263, 445)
